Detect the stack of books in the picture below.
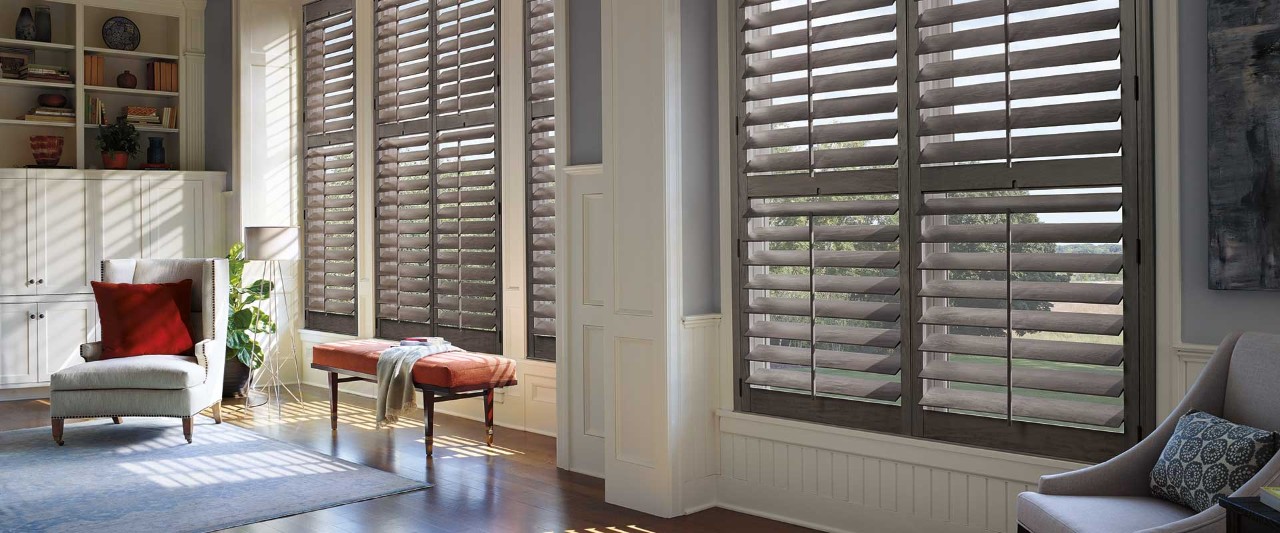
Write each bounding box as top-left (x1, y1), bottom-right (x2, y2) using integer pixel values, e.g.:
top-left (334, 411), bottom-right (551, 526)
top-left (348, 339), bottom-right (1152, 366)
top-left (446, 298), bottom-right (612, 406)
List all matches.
top-left (120, 106), bottom-right (178, 129)
top-left (20, 64), bottom-right (71, 83)
top-left (146, 61), bottom-right (178, 92)
top-left (83, 55), bottom-right (105, 86)
top-left (86, 96), bottom-right (108, 125)
top-left (18, 106), bottom-right (74, 124)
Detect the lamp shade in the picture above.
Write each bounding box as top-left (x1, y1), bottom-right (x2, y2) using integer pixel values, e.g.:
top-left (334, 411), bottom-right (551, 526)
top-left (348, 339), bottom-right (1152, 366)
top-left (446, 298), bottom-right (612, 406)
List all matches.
top-left (244, 226), bottom-right (300, 261)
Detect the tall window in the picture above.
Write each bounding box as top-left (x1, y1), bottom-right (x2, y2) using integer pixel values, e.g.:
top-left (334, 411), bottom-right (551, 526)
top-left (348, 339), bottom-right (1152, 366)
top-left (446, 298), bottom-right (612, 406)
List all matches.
top-left (733, 0), bottom-right (1150, 462)
top-left (526, 0), bottom-right (556, 361)
top-left (373, 0), bottom-right (502, 354)
top-left (302, 0), bottom-right (358, 335)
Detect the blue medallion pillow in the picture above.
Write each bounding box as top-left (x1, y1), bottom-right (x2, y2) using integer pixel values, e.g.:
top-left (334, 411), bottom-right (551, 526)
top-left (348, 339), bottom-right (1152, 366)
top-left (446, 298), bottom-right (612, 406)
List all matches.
top-left (1150, 410), bottom-right (1279, 512)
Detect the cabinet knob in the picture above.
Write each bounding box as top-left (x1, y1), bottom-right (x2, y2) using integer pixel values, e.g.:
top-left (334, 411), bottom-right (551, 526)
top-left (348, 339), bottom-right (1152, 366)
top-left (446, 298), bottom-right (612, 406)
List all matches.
top-left (38, 314), bottom-right (45, 319)
top-left (36, 279), bottom-right (43, 284)
top-left (29, 314), bottom-right (35, 320)
top-left (27, 279), bottom-right (34, 285)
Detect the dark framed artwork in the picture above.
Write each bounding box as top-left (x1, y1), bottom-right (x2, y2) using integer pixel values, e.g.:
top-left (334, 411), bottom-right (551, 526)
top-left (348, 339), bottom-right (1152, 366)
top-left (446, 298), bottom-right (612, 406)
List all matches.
top-left (1207, 0), bottom-right (1280, 290)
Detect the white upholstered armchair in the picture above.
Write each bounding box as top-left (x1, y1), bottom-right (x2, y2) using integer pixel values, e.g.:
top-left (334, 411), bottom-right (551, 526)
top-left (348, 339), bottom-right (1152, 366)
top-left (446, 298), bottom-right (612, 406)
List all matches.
top-left (1017, 332), bottom-right (1280, 533)
top-left (49, 259), bottom-right (229, 445)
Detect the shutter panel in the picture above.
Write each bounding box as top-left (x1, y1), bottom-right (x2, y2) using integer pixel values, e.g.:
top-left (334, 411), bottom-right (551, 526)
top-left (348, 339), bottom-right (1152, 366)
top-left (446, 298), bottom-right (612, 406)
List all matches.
top-left (527, 0), bottom-right (556, 360)
top-left (735, 0), bottom-right (905, 422)
top-left (303, 0), bottom-right (358, 335)
top-left (911, 0), bottom-right (1131, 432)
top-left (374, 0), bottom-right (501, 354)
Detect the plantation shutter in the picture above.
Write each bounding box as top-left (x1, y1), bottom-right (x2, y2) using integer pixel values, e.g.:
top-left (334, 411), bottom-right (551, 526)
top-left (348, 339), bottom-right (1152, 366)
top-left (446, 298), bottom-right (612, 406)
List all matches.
top-left (734, 0), bottom-right (906, 429)
top-left (373, 0), bottom-right (501, 354)
top-left (526, 0), bottom-right (556, 360)
top-left (303, 0), bottom-right (358, 335)
top-left (911, 0), bottom-right (1134, 451)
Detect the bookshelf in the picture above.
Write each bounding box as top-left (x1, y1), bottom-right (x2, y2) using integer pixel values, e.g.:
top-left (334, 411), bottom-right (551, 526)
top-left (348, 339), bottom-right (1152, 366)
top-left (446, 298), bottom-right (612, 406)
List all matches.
top-left (0, 0), bottom-right (203, 169)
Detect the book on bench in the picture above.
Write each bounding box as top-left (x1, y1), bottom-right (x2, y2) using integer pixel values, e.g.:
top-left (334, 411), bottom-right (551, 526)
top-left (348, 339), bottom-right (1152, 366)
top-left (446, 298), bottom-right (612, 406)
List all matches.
top-left (400, 337), bottom-right (449, 347)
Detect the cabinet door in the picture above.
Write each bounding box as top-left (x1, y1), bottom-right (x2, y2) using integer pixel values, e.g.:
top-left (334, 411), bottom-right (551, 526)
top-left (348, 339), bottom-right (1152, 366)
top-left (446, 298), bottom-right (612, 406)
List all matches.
top-left (0, 177), bottom-right (33, 296)
top-left (0, 304), bottom-right (38, 385)
top-left (37, 301), bottom-right (95, 381)
top-left (35, 178), bottom-right (94, 294)
top-left (97, 176), bottom-right (146, 261)
top-left (144, 178), bottom-right (205, 259)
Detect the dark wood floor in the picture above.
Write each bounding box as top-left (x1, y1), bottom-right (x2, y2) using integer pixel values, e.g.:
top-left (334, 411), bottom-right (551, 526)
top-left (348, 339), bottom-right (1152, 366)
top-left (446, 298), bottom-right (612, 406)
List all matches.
top-left (0, 386), bottom-right (812, 533)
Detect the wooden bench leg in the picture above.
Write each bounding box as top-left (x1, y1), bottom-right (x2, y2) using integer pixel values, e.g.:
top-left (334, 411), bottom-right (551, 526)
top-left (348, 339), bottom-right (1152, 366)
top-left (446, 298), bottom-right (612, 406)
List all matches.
top-left (328, 371), bottom-right (338, 431)
top-left (424, 392), bottom-right (436, 457)
top-left (483, 388), bottom-right (495, 446)
top-left (182, 417), bottom-right (193, 443)
top-left (51, 418), bottom-right (64, 445)
top-left (111, 416), bottom-right (122, 424)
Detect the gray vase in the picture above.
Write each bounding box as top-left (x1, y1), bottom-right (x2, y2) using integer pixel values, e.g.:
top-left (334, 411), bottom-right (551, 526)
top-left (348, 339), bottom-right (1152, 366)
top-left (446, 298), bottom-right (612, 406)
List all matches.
top-left (33, 6), bottom-right (51, 43)
top-left (15, 8), bottom-right (35, 41)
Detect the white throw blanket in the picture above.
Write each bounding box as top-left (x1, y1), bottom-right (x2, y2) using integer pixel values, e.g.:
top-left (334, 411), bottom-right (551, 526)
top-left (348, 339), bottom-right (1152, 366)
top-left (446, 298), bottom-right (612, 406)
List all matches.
top-left (375, 343), bottom-right (461, 427)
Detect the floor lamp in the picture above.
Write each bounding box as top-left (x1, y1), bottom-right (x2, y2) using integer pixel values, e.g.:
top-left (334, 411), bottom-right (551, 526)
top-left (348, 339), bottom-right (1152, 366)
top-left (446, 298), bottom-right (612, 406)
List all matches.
top-left (244, 226), bottom-right (303, 410)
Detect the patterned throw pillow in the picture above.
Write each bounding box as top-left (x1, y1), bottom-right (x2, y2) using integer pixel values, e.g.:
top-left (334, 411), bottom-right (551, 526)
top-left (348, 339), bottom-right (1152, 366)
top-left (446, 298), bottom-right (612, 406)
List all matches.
top-left (1150, 410), bottom-right (1279, 512)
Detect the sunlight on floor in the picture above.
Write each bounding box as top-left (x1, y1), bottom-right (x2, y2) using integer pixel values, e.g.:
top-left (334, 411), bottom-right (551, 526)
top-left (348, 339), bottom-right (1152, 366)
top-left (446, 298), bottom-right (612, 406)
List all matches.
top-left (118, 449), bottom-right (358, 488)
top-left (552, 527), bottom-right (657, 533)
top-left (219, 400), bottom-right (424, 430)
top-left (418, 434), bottom-right (523, 459)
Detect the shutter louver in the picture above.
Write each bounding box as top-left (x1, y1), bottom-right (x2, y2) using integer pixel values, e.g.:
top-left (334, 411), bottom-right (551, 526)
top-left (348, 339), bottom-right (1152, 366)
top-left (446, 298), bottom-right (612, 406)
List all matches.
top-left (304, 0), bottom-right (358, 335)
top-left (912, 0), bottom-right (1130, 431)
top-left (527, 0), bottom-right (556, 360)
top-left (374, 0), bottom-right (501, 353)
top-left (736, 0), bottom-right (905, 412)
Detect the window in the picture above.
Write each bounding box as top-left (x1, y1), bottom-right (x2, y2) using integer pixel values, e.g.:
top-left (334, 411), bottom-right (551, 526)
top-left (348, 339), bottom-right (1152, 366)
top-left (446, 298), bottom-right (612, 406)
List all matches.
top-left (732, 0), bottom-right (1151, 462)
top-left (526, 0), bottom-right (556, 361)
top-left (373, 0), bottom-right (502, 354)
top-left (302, 0), bottom-right (358, 335)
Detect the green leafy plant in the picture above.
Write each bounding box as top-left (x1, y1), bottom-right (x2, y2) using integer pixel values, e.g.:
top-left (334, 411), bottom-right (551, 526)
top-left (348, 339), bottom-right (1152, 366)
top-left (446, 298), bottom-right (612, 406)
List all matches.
top-left (226, 242), bottom-right (277, 369)
top-left (96, 117), bottom-right (141, 157)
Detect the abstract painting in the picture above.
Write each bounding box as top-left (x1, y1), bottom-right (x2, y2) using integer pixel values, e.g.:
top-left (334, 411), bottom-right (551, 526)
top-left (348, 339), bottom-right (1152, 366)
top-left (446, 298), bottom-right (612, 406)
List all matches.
top-left (1208, 0), bottom-right (1280, 290)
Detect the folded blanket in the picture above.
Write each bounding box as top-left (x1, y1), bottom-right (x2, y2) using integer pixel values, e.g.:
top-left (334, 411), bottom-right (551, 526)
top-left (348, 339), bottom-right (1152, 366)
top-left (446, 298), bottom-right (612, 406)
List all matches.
top-left (375, 343), bottom-right (461, 427)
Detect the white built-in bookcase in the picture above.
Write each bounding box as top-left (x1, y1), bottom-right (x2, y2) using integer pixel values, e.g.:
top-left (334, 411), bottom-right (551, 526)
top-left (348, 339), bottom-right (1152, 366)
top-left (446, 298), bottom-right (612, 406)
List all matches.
top-left (0, 0), bottom-right (205, 170)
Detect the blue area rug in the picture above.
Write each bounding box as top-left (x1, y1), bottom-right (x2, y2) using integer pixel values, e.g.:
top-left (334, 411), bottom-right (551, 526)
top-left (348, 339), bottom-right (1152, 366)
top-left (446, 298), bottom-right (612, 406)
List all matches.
top-left (0, 417), bottom-right (427, 532)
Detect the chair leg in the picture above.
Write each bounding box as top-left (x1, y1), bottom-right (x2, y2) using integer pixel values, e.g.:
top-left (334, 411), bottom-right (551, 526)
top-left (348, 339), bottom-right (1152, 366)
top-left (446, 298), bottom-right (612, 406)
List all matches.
top-left (423, 391), bottom-right (435, 457)
top-left (111, 416), bottom-right (122, 424)
top-left (211, 401), bottom-right (222, 424)
top-left (182, 417), bottom-right (193, 443)
top-left (483, 389), bottom-right (495, 446)
top-left (51, 418), bottom-right (64, 446)
top-left (328, 371), bottom-right (339, 431)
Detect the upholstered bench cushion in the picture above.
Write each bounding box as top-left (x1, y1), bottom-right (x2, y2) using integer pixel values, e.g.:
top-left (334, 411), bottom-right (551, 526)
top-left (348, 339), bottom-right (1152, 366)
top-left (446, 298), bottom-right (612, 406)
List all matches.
top-left (312, 340), bottom-right (517, 392)
top-left (51, 355), bottom-right (203, 391)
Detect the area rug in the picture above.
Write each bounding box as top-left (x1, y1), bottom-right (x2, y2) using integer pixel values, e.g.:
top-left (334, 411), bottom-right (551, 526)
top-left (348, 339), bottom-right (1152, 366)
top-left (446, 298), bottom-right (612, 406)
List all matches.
top-left (0, 417), bottom-right (427, 532)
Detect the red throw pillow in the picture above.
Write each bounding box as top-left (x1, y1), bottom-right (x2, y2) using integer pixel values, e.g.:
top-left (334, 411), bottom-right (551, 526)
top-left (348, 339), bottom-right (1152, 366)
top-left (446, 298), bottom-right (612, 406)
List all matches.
top-left (91, 279), bottom-right (195, 359)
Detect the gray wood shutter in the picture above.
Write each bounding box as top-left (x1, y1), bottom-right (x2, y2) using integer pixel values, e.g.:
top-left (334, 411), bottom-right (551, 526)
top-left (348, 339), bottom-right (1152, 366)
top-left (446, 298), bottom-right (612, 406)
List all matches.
top-left (374, 0), bottom-right (502, 354)
top-left (526, 0), bottom-right (556, 360)
top-left (303, 0), bottom-right (359, 335)
top-left (734, 0), bottom-right (1147, 461)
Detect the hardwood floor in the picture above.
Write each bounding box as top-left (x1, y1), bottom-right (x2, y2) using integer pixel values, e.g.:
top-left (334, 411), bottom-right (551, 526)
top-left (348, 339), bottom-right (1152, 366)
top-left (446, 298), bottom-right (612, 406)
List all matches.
top-left (0, 387), bottom-right (812, 533)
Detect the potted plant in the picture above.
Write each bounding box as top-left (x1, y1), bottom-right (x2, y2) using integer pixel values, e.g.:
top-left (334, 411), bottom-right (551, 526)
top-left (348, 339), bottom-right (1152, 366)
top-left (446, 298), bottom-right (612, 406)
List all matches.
top-left (96, 118), bottom-right (140, 170)
top-left (223, 242), bottom-right (278, 398)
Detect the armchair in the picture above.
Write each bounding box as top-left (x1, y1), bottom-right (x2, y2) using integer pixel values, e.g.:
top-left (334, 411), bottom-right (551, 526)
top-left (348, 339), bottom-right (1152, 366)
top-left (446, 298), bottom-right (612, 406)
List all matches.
top-left (49, 259), bottom-right (229, 445)
top-left (1017, 332), bottom-right (1280, 533)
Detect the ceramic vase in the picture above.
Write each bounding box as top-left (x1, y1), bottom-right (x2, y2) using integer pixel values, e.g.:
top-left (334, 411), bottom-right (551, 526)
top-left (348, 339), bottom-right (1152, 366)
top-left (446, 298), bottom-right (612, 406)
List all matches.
top-left (146, 137), bottom-right (165, 165)
top-left (116, 70), bottom-right (137, 89)
top-left (29, 136), bottom-right (63, 167)
top-left (15, 8), bottom-right (35, 41)
top-left (33, 6), bottom-right (51, 42)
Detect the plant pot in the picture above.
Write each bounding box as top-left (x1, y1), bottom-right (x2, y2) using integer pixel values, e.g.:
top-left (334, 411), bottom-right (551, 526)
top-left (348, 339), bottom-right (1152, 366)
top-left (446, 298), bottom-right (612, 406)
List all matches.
top-left (223, 359), bottom-right (252, 398)
top-left (101, 151), bottom-right (129, 169)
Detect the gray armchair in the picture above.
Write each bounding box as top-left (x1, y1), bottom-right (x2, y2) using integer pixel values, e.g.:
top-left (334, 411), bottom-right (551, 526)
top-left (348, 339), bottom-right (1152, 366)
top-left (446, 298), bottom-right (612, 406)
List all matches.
top-left (49, 259), bottom-right (229, 445)
top-left (1017, 332), bottom-right (1280, 533)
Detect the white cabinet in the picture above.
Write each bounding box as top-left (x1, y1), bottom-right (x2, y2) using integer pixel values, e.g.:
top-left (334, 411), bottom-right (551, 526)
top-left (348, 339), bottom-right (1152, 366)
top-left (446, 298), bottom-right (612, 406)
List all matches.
top-left (0, 169), bottom-right (224, 390)
top-left (0, 304), bottom-right (38, 385)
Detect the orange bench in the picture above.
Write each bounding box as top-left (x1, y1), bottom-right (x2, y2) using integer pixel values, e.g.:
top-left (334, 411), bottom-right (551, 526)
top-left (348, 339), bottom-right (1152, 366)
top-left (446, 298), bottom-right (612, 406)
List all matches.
top-left (311, 339), bottom-right (517, 456)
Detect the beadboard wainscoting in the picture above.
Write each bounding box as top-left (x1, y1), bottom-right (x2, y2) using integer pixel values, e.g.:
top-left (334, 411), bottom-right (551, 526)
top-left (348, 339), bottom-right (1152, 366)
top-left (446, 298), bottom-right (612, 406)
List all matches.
top-left (715, 412), bottom-right (1086, 533)
top-left (678, 315), bottom-right (723, 514)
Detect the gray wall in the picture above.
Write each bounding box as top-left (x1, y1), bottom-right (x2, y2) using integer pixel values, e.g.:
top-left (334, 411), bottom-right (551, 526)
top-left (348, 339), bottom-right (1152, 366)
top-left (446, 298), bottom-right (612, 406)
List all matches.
top-left (205, 0), bottom-right (233, 182)
top-left (567, 0), bottom-right (602, 165)
top-left (1179, 0), bottom-right (1280, 344)
top-left (680, 0), bottom-right (719, 315)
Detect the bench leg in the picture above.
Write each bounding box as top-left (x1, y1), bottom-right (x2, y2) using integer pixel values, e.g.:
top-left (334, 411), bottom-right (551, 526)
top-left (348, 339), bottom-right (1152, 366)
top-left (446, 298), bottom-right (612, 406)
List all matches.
top-left (424, 392), bottom-right (435, 457)
top-left (483, 389), bottom-right (495, 446)
top-left (52, 418), bottom-right (64, 445)
top-left (182, 417), bottom-right (193, 443)
top-left (328, 371), bottom-right (338, 431)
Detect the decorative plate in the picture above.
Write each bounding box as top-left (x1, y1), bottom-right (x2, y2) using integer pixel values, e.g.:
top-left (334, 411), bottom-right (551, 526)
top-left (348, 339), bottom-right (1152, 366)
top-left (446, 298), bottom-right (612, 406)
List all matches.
top-left (102, 16), bottom-right (140, 51)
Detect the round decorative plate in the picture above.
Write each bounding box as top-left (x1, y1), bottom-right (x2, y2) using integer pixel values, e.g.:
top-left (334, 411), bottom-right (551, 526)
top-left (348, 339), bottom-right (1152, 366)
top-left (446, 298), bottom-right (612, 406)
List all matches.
top-left (102, 16), bottom-right (140, 51)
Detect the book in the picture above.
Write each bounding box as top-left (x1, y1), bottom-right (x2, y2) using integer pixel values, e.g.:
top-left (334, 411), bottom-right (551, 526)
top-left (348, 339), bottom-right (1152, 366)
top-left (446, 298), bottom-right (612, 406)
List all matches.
top-left (18, 114), bottom-right (74, 123)
top-left (400, 337), bottom-right (450, 347)
top-left (1262, 487), bottom-right (1280, 512)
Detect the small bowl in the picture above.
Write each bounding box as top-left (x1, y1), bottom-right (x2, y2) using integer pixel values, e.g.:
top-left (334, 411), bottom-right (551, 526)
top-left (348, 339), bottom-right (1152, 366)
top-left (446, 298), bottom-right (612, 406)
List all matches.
top-left (37, 93), bottom-right (67, 108)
